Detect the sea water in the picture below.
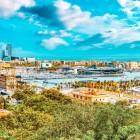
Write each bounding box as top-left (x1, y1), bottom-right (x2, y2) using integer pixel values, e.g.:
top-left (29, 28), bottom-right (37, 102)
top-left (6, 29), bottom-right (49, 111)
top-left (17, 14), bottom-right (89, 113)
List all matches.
top-left (25, 72), bottom-right (140, 88)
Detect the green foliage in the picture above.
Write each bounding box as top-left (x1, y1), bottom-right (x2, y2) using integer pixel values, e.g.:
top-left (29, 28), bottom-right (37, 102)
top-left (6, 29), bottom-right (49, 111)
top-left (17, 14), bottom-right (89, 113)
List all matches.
top-left (116, 125), bottom-right (140, 140)
top-left (12, 88), bottom-right (36, 101)
top-left (41, 88), bottom-right (72, 104)
top-left (82, 130), bottom-right (95, 140)
top-left (0, 88), bottom-right (140, 140)
top-left (12, 89), bottom-right (26, 101)
top-left (0, 131), bottom-right (15, 140)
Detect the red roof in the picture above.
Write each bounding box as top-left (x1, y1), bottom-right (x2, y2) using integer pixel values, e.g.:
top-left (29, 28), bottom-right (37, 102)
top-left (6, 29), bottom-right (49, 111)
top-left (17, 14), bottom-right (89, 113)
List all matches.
top-left (86, 92), bottom-right (97, 95)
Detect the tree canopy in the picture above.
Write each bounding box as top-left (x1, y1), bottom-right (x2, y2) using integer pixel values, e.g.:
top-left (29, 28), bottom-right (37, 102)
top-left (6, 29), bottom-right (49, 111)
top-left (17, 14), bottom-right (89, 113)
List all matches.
top-left (0, 88), bottom-right (140, 140)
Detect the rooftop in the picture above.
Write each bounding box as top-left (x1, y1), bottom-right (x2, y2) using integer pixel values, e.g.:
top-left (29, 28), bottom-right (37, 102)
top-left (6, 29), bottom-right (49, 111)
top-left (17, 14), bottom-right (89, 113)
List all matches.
top-left (0, 109), bottom-right (10, 117)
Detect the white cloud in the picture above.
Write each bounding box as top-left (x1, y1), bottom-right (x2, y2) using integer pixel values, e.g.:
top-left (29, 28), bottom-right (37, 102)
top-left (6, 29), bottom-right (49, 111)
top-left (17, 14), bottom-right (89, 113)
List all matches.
top-left (38, 29), bottom-right (71, 37)
top-left (59, 30), bottom-right (71, 37)
top-left (0, 0), bottom-right (35, 18)
top-left (118, 0), bottom-right (140, 17)
top-left (17, 12), bottom-right (26, 19)
top-left (38, 30), bottom-right (48, 35)
top-left (57, 0), bottom-right (140, 46)
top-left (28, 17), bottom-right (34, 22)
top-left (50, 31), bottom-right (56, 35)
top-left (78, 46), bottom-right (93, 51)
top-left (53, 0), bottom-right (140, 47)
top-left (73, 35), bottom-right (84, 41)
top-left (32, 0), bottom-right (139, 49)
top-left (76, 13), bottom-right (122, 35)
top-left (74, 12), bottom-right (140, 48)
top-left (13, 47), bottom-right (34, 57)
top-left (54, 0), bottom-right (91, 30)
top-left (41, 37), bottom-right (68, 50)
top-left (102, 23), bottom-right (140, 46)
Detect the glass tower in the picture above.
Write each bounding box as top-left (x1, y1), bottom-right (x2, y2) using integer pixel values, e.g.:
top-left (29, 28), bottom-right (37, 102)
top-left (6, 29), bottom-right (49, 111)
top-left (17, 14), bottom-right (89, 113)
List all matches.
top-left (6, 44), bottom-right (12, 57)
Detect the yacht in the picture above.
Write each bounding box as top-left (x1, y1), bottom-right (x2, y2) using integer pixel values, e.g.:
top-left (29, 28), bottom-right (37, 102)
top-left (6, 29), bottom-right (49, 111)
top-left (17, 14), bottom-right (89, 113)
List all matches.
top-left (43, 79), bottom-right (48, 84)
top-left (134, 76), bottom-right (140, 80)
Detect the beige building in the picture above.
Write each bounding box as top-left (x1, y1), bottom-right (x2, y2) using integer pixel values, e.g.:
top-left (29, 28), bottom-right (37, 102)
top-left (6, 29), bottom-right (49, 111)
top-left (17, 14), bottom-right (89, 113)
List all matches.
top-left (0, 62), bottom-right (11, 68)
top-left (0, 68), bottom-right (22, 91)
top-left (126, 62), bottom-right (138, 69)
top-left (0, 74), bottom-right (17, 91)
top-left (72, 90), bottom-right (111, 103)
top-left (137, 62), bottom-right (140, 68)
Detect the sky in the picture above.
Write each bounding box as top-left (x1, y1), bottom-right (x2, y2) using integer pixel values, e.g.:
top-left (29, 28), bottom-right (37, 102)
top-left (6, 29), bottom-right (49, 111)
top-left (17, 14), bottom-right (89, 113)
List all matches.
top-left (0, 0), bottom-right (140, 60)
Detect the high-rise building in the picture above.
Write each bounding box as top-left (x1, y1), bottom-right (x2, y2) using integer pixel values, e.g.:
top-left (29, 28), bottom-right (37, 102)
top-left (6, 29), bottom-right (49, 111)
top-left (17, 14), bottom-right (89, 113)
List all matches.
top-left (1, 44), bottom-right (19, 61)
top-left (1, 44), bottom-right (12, 61)
top-left (0, 50), bottom-right (3, 60)
top-left (6, 44), bottom-right (12, 57)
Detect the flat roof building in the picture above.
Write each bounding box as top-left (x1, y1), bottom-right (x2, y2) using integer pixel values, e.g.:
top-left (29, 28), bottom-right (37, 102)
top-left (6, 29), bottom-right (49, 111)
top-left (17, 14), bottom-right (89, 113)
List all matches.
top-left (72, 90), bottom-right (111, 103)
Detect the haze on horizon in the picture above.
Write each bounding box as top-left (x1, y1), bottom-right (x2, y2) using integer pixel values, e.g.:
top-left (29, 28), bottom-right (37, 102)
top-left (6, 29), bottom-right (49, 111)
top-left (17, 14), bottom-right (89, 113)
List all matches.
top-left (0, 0), bottom-right (140, 60)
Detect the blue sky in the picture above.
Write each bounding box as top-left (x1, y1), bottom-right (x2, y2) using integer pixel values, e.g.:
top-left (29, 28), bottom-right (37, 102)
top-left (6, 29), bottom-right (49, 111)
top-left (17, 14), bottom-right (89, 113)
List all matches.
top-left (0, 0), bottom-right (140, 60)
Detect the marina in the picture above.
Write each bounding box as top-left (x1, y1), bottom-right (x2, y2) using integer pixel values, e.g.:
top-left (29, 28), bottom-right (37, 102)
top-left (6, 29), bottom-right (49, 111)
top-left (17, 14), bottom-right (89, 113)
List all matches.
top-left (23, 72), bottom-right (140, 88)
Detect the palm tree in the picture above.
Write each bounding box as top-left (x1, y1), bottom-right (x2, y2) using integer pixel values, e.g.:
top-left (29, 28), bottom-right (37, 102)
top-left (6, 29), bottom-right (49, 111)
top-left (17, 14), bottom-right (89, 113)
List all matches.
top-left (0, 97), bottom-right (6, 109)
top-left (31, 85), bottom-right (38, 91)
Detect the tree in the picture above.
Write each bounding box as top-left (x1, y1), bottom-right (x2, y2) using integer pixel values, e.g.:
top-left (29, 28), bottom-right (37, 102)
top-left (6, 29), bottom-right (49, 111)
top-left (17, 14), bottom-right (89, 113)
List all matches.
top-left (0, 97), bottom-right (6, 109)
top-left (0, 131), bottom-right (15, 140)
top-left (116, 100), bottom-right (130, 109)
top-left (82, 130), bottom-right (95, 140)
top-left (12, 89), bottom-right (26, 101)
top-left (0, 87), bottom-right (140, 140)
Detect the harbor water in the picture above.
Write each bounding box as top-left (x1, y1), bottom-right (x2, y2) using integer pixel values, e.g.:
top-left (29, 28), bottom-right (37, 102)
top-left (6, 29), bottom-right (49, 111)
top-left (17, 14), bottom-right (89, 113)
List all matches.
top-left (24, 72), bottom-right (140, 88)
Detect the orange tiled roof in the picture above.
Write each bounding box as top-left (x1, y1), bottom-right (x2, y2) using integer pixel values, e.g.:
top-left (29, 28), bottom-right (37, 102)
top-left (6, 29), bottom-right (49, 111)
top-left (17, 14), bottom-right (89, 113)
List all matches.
top-left (0, 110), bottom-right (10, 117)
top-left (86, 92), bottom-right (97, 95)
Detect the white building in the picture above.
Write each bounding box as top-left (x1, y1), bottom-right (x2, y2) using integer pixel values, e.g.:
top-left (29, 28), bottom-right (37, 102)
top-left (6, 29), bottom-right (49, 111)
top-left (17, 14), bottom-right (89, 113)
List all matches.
top-left (73, 66), bottom-right (85, 74)
top-left (40, 62), bottom-right (52, 68)
top-left (127, 86), bottom-right (140, 96)
top-left (27, 57), bottom-right (35, 63)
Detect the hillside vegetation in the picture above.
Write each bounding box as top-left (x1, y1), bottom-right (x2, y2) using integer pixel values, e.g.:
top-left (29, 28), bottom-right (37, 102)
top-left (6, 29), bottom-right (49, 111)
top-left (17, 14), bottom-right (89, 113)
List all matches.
top-left (0, 88), bottom-right (140, 140)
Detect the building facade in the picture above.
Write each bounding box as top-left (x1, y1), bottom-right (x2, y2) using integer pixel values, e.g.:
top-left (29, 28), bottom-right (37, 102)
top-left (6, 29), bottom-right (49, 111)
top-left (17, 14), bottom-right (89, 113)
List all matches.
top-left (0, 68), bottom-right (22, 91)
top-left (126, 62), bottom-right (138, 69)
top-left (72, 92), bottom-right (111, 103)
top-left (0, 74), bottom-right (17, 91)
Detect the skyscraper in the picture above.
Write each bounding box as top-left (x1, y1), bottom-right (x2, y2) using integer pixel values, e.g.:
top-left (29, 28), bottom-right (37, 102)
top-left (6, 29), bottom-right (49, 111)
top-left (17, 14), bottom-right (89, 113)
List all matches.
top-left (2, 44), bottom-right (12, 61)
top-left (6, 44), bottom-right (12, 57)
